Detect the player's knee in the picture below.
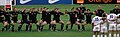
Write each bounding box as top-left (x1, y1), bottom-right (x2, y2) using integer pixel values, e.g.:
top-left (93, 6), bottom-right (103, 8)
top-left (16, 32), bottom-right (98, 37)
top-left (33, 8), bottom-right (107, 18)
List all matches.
top-left (4, 22), bottom-right (8, 26)
top-left (50, 21), bottom-right (56, 24)
top-left (66, 22), bottom-right (71, 26)
top-left (59, 21), bottom-right (64, 24)
top-left (75, 21), bottom-right (80, 25)
top-left (41, 21), bottom-right (47, 25)
top-left (17, 20), bottom-right (21, 24)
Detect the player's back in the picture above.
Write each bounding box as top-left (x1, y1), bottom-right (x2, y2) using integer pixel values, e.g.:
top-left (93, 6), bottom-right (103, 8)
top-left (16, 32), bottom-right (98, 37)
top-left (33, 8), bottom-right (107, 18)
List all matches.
top-left (107, 13), bottom-right (117, 24)
top-left (92, 16), bottom-right (102, 26)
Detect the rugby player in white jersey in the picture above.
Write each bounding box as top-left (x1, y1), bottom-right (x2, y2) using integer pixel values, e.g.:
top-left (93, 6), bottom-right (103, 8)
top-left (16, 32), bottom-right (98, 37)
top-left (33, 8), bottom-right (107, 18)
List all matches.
top-left (92, 15), bottom-right (102, 37)
top-left (100, 18), bottom-right (108, 37)
top-left (116, 13), bottom-right (120, 37)
top-left (107, 10), bottom-right (117, 37)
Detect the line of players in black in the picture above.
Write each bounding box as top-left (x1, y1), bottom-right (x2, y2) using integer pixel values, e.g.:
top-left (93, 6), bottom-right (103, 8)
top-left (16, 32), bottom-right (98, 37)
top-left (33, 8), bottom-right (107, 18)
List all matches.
top-left (0, 5), bottom-right (119, 32)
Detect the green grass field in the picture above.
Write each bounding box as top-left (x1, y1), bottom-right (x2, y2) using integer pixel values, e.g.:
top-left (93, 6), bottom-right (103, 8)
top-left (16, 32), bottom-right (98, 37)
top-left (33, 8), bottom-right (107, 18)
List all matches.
top-left (0, 4), bottom-right (118, 37)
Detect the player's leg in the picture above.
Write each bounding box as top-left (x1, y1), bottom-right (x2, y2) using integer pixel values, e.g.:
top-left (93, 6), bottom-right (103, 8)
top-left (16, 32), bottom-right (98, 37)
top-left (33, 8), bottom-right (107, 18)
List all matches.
top-left (37, 20), bottom-right (43, 31)
top-left (40, 21), bottom-right (47, 31)
top-left (65, 21), bottom-right (71, 31)
top-left (25, 21), bottom-right (29, 31)
top-left (113, 24), bottom-right (117, 37)
top-left (75, 21), bottom-right (80, 31)
top-left (50, 20), bottom-right (56, 31)
top-left (59, 21), bottom-right (64, 31)
top-left (11, 20), bottom-right (15, 32)
top-left (2, 21), bottom-right (8, 32)
top-left (116, 24), bottom-right (120, 37)
top-left (93, 25), bottom-right (100, 37)
top-left (17, 20), bottom-right (22, 31)
top-left (81, 20), bottom-right (87, 31)
top-left (108, 24), bottom-right (114, 37)
top-left (100, 26), bottom-right (107, 37)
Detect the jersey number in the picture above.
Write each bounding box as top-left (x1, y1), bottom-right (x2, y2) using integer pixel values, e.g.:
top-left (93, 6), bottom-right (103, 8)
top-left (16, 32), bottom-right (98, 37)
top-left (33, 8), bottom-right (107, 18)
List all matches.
top-left (95, 18), bottom-right (99, 21)
top-left (110, 15), bottom-right (113, 18)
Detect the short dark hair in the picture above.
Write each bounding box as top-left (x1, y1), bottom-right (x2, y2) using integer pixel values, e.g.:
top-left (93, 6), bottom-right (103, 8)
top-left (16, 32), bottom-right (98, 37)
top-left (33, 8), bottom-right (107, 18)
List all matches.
top-left (110, 10), bottom-right (114, 13)
top-left (87, 9), bottom-right (90, 11)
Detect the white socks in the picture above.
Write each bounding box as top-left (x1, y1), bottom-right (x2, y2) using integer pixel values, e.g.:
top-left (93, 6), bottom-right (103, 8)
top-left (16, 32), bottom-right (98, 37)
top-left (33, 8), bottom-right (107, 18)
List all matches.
top-left (104, 35), bottom-right (107, 37)
top-left (117, 34), bottom-right (119, 37)
top-left (109, 33), bottom-right (112, 37)
top-left (97, 35), bottom-right (100, 37)
top-left (93, 35), bottom-right (95, 37)
top-left (101, 35), bottom-right (103, 37)
top-left (114, 34), bottom-right (116, 37)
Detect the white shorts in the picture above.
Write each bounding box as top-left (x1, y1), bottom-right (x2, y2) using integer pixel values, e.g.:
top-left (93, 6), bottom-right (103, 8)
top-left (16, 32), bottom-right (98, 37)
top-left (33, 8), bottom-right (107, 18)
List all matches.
top-left (93, 25), bottom-right (100, 31)
top-left (100, 26), bottom-right (108, 33)
top-left (109, 24), bottom-right (117, 30)
top-left (117, 24), bottom-right (120, 30)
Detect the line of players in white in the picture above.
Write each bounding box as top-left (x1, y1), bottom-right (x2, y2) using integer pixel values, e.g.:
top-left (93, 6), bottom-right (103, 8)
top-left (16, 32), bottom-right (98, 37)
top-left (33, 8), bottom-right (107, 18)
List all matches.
top-left (92, 11), bottom-right (120, 37)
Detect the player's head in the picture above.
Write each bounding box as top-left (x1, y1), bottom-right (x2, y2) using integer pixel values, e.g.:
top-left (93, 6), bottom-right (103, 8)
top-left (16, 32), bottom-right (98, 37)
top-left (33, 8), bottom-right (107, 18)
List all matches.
top-left (87, 9), bottom-right (90, 13)
top-left (43, 7), bottom-right (47, 11)
top-left (54, 8), bottom-right (60, 12)
top-left (13, 7), bottom-right (17, 11)
top-left (97, 5), bottom-right (101, 10)
top-left (110, 10), bottom-right (114, 13)
top-left (71, 7), bottom-right (74, 12)
top-left (115, 5), bottom-right (119, 9)
top-left (79, 4), bottom-right (83, 7)
top-left (23, 8), bottom-right (27, 13)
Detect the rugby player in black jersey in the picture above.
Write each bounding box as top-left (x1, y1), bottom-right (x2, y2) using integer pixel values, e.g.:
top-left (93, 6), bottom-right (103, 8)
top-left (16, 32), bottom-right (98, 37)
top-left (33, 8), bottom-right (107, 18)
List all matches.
top-left (2, 10), bottom-right (11, 32)
top-left (76, 9), bottom-right (86, 31)
top-left (65, 7), bottom-right (80, 31)
top-left (28, 8), bottom-right (40, 32)
top-left (113, 5), bottom-right (120, 14)
top-left (10, 7), bottom-right (20, 32)
top-left (50, 8), bottom-right (64, 31)
top-left (37, 7), bottom-right (53, 31)
top-left (18, 8), bottom-right (29, 31)
top-left (94, 5), bottom-right (105, 17)
top-left (84, 9), bottom-right (93, 24)
top-left (0, 7), bottom-right (4, 23)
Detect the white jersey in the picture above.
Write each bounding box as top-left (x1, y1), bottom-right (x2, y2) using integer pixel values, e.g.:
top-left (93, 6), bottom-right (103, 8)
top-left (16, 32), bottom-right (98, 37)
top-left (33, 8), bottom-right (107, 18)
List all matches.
top-left (101, 20), bottom-right (107, 27)
top-left (92, 16), bottom-right (102, 26)
top-left (107, 13), bottom-right (117, 24)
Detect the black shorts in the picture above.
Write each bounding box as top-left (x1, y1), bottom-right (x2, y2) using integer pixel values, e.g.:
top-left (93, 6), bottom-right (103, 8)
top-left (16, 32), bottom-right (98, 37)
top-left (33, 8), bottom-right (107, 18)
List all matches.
top-left (86, 20), bottom-right (91, 24)
top-left (70, 19), bottom-right (77, 24)
top-left (43, 20), bottom-right (51, 24)
top-left (28, 20), bottom-right (38, 24)
top-left (5, 20), bottom-right (11, 24)
top-left (21, 20), bottom-right (28, 24)
top-left (0, 17), bottom-right (4, 22)
top-left (12, 19), bottom-right (18, 23)
top-left (54, 20), bottom-right (60, 23)
top-left (78, 19), bottom-right (84, 23)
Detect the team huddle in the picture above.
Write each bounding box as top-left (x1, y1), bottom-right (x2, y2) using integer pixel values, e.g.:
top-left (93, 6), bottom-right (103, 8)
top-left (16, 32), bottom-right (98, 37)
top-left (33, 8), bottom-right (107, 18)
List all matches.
top-left (0, 4), bottom-right (120, 37)
top-left (92, 5), bottom-right (120, 37)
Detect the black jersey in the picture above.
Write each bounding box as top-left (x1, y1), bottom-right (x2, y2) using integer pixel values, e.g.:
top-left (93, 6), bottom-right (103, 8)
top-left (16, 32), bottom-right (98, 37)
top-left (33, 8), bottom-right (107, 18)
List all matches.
top-left (77, 12), bottom-right (84, 20)
top-left (77, 7), bottom-right (86, 13)
top-left (52, 12), bottom-right (64, 21)
top-left (0, 10), bottom-right (4, 16)
top-left (21, 11), bottom-right (29, 21)
top-left (10, 11), bottom-right (20, 21)
top-left (84, 12), bottom-right (93, 20)
top-left (41, 11), bottom-right (52, 21)
top-left (67, 11), bottom-right (77, 20)
top-left (4, 12), bottom-right (11, 21)
top-left (94, 9), bottom-right (104, 17)
top-left (113, 8), bottom-right (120, 14)
top-left (29, 11), bottom-right (38, 21)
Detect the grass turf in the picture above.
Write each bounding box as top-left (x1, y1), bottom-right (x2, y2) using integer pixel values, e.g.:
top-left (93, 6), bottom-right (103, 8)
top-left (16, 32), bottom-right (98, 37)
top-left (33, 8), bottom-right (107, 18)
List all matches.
top-left (0, 4), bottom-right (118, 37)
